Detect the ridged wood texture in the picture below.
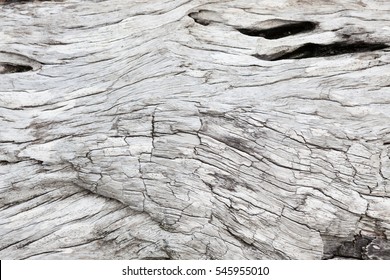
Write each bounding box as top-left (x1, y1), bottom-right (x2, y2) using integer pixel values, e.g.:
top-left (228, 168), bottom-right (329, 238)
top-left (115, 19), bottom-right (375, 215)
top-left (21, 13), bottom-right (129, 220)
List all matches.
top-left (1, 0), bottom-right (389, 259)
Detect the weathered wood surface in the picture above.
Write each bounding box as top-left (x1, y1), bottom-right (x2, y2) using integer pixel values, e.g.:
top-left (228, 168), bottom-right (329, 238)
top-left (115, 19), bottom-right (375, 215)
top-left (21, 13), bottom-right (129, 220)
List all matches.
top-left (0, 0), bottom-right (389, 259)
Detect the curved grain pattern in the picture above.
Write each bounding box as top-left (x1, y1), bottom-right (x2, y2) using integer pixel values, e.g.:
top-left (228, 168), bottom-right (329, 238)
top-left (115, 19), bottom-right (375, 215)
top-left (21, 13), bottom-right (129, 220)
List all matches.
top-left (0, 0), bottom-right (389, 259)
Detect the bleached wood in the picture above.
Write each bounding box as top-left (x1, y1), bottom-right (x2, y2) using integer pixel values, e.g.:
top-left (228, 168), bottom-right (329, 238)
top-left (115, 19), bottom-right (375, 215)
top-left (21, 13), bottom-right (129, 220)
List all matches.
top-left (0, 0), bottom-right (389, 259)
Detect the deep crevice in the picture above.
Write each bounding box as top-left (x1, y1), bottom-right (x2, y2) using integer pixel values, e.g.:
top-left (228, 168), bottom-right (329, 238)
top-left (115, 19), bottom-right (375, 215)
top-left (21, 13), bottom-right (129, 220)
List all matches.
top-left (0, 51), bottom-right (41, 73)
top-left (0, 63), bottom-right (33, 74)
top-left (255, 42), bottom-right (388, 61)
top-left (237, 21), bottom-right (317, 39)
top-left (188, 10), bottom-right (211, 26)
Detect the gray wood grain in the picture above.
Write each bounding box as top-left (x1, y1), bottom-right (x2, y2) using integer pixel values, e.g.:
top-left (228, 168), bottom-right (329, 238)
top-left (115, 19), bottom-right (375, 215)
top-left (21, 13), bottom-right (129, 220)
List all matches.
top-left (0, 0), bottom-right (389, 259)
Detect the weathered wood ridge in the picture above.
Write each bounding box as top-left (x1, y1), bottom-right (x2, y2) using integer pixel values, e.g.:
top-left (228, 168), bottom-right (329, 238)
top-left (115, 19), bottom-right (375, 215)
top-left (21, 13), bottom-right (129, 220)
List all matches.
top-left (1, 0), bottom-right (390, 259)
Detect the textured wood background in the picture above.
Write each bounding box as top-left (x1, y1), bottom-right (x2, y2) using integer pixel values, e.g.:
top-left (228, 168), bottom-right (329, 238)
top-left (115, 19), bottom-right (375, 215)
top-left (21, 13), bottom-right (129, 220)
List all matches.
top-left (0, 0), bottom-right (389, 259)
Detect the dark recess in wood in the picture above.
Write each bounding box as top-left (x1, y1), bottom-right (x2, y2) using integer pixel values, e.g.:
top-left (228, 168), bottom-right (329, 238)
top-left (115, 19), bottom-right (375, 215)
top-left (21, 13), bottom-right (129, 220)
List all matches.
top-left (0, 63), bottom-right (33, 74)
top-left (188, 10), bottom-right (211, 26)
top-left (253, 42), bottom-right (388, 61)
top-left (237, 21), bottom-right (317, 39)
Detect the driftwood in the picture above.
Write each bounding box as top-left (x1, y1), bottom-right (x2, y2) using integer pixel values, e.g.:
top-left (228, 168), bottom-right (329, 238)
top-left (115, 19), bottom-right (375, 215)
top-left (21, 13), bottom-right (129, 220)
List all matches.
top-left (0, 0), bottom-right (389, 260)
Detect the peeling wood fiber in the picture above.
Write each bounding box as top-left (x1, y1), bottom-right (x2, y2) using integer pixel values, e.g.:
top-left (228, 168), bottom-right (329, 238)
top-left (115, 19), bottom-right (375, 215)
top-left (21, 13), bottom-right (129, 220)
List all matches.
top-left (0, 0), bottom-right (390, 260)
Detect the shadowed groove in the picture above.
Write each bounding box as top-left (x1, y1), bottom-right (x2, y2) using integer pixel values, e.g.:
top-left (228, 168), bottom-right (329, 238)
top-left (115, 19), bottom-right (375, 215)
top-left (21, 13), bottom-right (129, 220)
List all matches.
top-left (237, 21), bottom-right (317, 39)
top-left (253, 42), bottom-right (389, 61)
top-left (0, 63), bottom-right (33, 74)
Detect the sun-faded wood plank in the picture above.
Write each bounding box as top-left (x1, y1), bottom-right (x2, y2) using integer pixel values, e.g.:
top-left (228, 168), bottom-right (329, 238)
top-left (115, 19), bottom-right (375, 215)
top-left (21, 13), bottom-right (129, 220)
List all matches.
top-left (1, 0), bottom-right (389, 259)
